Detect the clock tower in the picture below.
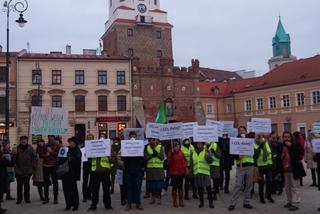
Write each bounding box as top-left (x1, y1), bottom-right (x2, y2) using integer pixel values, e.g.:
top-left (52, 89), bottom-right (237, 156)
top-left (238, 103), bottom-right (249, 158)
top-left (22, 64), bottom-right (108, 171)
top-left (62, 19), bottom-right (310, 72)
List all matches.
top-left (102, 0), bottom-right (173, 67)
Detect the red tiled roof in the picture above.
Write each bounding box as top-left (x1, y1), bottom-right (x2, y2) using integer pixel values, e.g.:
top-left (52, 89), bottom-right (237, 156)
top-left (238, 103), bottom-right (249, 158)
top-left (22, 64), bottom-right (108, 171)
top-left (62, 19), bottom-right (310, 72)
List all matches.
top-left (18, 52), bottom-right (128, 61)
top-left (200, 81), bottom-right (229, 98)
top-left (200, 67), bottom-right (242, 82)
top-left (150, 9), bottom-right (167, 14)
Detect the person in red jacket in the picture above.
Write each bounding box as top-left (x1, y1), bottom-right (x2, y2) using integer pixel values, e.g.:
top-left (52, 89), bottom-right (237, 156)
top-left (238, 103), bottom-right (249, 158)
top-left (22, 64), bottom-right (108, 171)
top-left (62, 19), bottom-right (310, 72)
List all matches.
top-left (167, 141), bottom-right (187, 208)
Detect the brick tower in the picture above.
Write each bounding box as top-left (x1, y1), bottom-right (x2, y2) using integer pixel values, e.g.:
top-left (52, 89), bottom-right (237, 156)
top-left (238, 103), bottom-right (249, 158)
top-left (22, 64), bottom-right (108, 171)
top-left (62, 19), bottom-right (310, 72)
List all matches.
top-left (101, 0), bottom-right (203, 127)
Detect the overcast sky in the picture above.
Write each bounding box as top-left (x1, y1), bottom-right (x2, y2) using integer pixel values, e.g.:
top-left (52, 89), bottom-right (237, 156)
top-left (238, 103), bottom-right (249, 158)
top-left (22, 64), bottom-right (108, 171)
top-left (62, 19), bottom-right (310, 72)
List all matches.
top-left (0, 0), bottom-right (319, 75)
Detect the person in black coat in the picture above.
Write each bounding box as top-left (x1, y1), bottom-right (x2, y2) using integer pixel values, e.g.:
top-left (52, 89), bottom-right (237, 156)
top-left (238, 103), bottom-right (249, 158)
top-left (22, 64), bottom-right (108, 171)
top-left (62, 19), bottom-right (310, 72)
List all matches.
top-left (0, 144), bottom-right (11, 214)
top-left (218, 135), bottom-right (234, 194)
top-left (313, 151), bottom-right (320, 211)
top-left (60, 137), bottom-right (81, 211)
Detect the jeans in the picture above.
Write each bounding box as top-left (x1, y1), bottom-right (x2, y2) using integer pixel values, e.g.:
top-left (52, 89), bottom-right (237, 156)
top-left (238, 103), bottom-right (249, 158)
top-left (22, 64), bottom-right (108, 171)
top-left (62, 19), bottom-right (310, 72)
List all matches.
top-left (125, 171), bottom-right (142, 205)
top-left (43, 166), bottom-right (59, 200)
top-left (90, 172), bottom-right (111, 208)
top-left (16, 175), bottom-right (31, 201)
top-left (220, 168), bottom-right (231, 191)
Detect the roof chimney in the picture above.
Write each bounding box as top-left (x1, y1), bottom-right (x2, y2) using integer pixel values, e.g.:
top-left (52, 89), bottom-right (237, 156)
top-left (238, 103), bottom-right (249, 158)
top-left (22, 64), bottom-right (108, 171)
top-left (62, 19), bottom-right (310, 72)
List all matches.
top-left (66, 45), bottom-right (71, 55)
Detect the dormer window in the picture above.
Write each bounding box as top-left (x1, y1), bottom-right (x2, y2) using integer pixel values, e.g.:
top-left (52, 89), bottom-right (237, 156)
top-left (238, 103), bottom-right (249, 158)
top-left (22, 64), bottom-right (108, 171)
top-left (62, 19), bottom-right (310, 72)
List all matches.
top-left (154, 0), bottom-right (157, 5)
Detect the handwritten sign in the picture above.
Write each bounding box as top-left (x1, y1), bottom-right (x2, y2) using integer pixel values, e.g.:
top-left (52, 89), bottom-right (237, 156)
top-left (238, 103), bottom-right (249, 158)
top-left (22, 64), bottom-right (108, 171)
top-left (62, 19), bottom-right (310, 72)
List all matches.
top-left (58, 147), bottom-right (69, 158)
top-left (193, 125), bottom-right (218, 142)
top-left (182, 122), bottom-right (198, 139)
top-left (80, 148), bottom-right (88, 162)
top-left (146, 123), bottom-right (161, 139)
top-left (124, 128), bottom-right (145, 140)
top-left (160, 123), bottom-right (183, 140)
top-left (251, 118), bottom-right (272, 133)
top-left (312, 139), bottom-right (320, 153)
top-left (121, 140), bottom-right (145, 157)
top-left (313, 122), bottom-right (320, 134)
top-left (222, 121), bottom-right (235, 135)
top-left (31, 107), bottom-right (68, 135)
top-left (247, 122), bottom-right (253, 132)
top-left (85, 139), bottom-right (111, 158)
top-left (230, 137), bottom-right (254, 156)
top-left (206, 120), bottom-right (223, 137)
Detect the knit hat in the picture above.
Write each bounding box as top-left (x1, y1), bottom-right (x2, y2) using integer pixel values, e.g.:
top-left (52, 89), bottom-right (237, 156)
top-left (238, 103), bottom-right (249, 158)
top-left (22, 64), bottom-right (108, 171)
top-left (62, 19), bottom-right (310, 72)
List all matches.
top-left (67, 137), bottom-right (79, 145)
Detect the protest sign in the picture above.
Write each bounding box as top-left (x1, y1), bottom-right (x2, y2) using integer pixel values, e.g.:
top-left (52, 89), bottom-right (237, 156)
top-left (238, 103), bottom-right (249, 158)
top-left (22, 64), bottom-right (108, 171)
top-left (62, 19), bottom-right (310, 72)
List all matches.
top-left (121, 140), bottom-right (145, 157)
top-left (80, 148), bottom-right (88, 162)
top-left (182, 122), bottom-right (198, 139)
top-left (58, 147), bottom-right (69, 158)
top-left (312, 139), bottom-right (320, 153)
top-left (229, 137), bottom-right (254, 156)
top-left (31, 107), bottom-right (68, 136)
top-left (85, 139), bottom-right (111, 158)
top-left (247, 122), bottom-right (253, 132)
top-left (313, 122), bottom-right (320, 134)
top-left (193, 125), bottom-right (218, 142)
top-left (123, 128), bottom-right (145, 140)
top-left (159, 123), bottom-right (183, 140)
top-left (251, 118), bottom-right (272, 133)
top-left (222, 121), bottom-right (235, 134)
top-left (146, 123), bottom-right (161, 139)
top-left (228, 128), bottom-right (239, 138)
top-left (206, 119), bottom-right (223, 137)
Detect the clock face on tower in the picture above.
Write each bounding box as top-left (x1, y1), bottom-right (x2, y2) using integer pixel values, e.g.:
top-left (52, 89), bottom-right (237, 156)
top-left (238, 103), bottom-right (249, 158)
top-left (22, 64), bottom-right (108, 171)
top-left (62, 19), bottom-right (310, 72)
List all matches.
top-left (137, 3), bottom-right (147, 13)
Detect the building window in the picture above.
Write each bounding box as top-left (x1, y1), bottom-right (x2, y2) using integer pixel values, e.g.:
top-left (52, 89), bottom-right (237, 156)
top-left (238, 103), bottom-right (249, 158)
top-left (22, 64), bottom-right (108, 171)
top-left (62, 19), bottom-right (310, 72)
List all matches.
top-left (128, 48), bottom-right (133, 57)
top-left (52, 95), bottom-right (62, 108)
top-left (157, 50), bottom-right (162, 58)
top-left (117, 71), bottom-right (126, 85)
top-left (32, 70), bottom-right (42, 85)
top-left (282, 95), bottom-right (290, 108)
top-left (257, 98), bottom-right (264, 111)
top-left (98, 96), bottom-right (108, 111)
top-left (226, 104), bottom-right (232, 113)
top-left (296, 93), bottom-right (305, 106)
top-left (269, 96), bottom-right (276, 109)
top-left (117, 95), bottom-right (127, 111)
top-left (52, 70), bottom-right (61, 85)
top-left (154, 0), bottom-right (157, 5)
top-left (207, 104), bottom-right (213, 114)
top-left (98, 71), bottom-right (107, 85)
top-left (0, 97), bottom-right (5, 114)
top-left (0, 66), bottom-right (5, 83)
top-left (156, 30), bottom-right (161, 39)
top-left (127, 28), bottom-right (133, 37)
top-left (75, 95), bottom-right (85, 112)
top-left (245, 100), bottom-right (252, 111)
top-left (31, 95), bottom-right (42, 106)
top-left (75, 70), bottom-right (84, 85)
top-left (312, 91), bottom-right (320, 105)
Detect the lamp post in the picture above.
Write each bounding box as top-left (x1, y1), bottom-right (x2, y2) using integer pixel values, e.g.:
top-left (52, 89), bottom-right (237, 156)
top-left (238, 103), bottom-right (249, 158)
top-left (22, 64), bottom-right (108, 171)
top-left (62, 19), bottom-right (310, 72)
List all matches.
top-left (3, 0), bottom-right (28, 145)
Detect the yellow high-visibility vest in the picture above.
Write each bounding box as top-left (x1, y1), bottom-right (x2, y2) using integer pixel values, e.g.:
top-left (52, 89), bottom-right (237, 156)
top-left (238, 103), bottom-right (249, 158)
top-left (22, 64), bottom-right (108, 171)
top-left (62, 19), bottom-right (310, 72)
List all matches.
top-left (192, 150), bottom-right (210, 176)
top-left (254, 142), bottom-right (273, 167)
top-left (209, 142), bottom-right (220, 167)
top-left (181, 144), bottom-right (195, 166)
top-left (146, 145), bottom-right (164, 169)
top-left (91, 157), bottom-right (111, 171)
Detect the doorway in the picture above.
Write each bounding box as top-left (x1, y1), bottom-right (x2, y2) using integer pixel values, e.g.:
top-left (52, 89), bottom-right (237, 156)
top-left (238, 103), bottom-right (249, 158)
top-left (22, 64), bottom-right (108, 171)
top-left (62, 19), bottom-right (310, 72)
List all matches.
top-left (75, 124), bottom-right (86, 144)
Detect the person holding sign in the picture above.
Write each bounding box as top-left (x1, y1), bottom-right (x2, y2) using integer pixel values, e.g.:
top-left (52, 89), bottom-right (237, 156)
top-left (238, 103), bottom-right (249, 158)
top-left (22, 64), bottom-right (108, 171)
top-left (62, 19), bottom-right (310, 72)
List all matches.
top-left (181, 138), bottom-right (197, 200)
top-left (190, 142), bottom-right (214, 209)
top-left (145, 138), bottom-right (165, 205)
top-left (229, 126), bottom-right (255, 211)
top-left (208, 141), bottom-right (221, 200)
top-left (304, 132), bottom-right (318, 187)
top-left (167, 141), bottom-right (187, 208)
top-left (88, 145), bottom-right (114, 211)
top-left (254, 134), bottom-right (274, 204)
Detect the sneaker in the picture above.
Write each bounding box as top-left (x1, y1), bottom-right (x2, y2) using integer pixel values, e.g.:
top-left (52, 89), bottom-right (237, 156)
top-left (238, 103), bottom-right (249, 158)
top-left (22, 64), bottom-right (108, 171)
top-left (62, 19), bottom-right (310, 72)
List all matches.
top-left (228, 205), bottom-right (235, 211)
top-left (243, 204), bottom-right (253, 209)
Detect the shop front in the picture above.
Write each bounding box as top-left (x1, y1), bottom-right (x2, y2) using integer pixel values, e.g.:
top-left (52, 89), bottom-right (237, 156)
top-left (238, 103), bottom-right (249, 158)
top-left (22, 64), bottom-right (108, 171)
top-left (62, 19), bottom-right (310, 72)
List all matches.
top-left (0, 122), bottom-right (15, 144)
top-left (96, 117), bottom-right (130, 139)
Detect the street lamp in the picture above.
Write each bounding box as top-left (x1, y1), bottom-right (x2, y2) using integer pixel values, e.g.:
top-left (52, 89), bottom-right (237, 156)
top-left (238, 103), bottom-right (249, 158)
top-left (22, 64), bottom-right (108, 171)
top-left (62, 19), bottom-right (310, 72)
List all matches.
top-left (3, 0), bottom-right (28, 145)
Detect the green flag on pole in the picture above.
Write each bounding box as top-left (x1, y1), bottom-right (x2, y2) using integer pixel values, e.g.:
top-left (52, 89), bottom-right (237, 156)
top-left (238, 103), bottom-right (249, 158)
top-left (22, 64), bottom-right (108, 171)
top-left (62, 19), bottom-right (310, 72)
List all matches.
top-left (155, 102), bottom-right (167, 124)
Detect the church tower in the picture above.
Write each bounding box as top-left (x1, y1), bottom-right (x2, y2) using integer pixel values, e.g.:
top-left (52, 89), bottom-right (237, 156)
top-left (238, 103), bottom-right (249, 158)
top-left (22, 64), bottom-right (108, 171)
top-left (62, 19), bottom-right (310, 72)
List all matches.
top-left (101, 0), bottom-right (173, 67)
top-left (268, 17), bottom-right (296, 70)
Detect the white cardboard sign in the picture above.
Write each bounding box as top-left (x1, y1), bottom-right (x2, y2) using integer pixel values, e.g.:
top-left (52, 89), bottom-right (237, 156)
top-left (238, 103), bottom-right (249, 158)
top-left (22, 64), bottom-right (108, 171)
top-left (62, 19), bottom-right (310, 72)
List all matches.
top-left (146, 123), bottom-right (161, 139)
top-left (312, 139), bottom-right (320, 153)
top-left (159, 123), bottom-right (183, 140)
top-left (206, 119), bottom-right (224, 137)
top-left (85, 139), bottom-right (111, 158)
top-left (58, 147), bottom-right (69, 158)
top-left (229, 137), bottom-right (254, 156)
top-left (121, 140), bottom-right (145, 157)
top-left (251, 118), bottom-right (272, 133)
top-left (182, 122), bottom-right (198, 139)
top-left (80, 148), bottom-right (88, 162)
top-left (193, 125), bottom-right (218, 142)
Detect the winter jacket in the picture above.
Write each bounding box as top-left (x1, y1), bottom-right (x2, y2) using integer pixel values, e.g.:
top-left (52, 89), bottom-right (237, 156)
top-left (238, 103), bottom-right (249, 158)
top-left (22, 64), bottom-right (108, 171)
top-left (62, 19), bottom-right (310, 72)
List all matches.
top-left (218, 137), bottom-right (234, 170)
top-left (14, 144), bottom-right (36, 177)
top-left (59, 147), bottom-right (81, 181)
top-left (167, 150), bottom-right (187, 176)
top-left (304, 141), bottom-right (317, 169)
top-left (282, 141), bottom-right (306, 179)
top-left (40, 142), bottom-right (61, 167)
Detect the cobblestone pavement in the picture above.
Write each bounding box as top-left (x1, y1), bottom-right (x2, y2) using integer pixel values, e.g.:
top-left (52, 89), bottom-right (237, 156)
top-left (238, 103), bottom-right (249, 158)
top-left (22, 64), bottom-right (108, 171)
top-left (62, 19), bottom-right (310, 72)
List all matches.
top-left (2, 168), bottom-right (319, 214)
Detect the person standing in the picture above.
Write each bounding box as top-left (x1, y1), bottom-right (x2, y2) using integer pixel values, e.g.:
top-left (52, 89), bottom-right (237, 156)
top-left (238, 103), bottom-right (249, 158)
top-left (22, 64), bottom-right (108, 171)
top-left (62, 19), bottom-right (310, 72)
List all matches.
top-left (145, 138), bottom-right (165, 205)
top-left (228, 126), bottom-right (255, 211)
top-left (60, 137), bottom-right (81, 211)
top-left (13, 136), bottom-right (36, 204)
top-left (304, 132), bottom-right (318, 187)
top-left (40, 135), bottom-right (61, 204)
top-left (181, 138), bottom-right (197, 200)
top-left (208, 141), bottom-right (221, 200)
top-left (282, 131), bottom-right (306, 211)
top-left (254, 134), bottom-right (274, 204)
top-left (0, 143), bottom-right (12, 214)
top-left (190, 142), bottom-right (214, 208)
top-left (218, 135), bottom-right (234, 194)
top-left (82, 134), bottom-right (94, 202)
top-left (313, 143), bottom-right (320, 211)
top-left (1, 142), bottom-right (15, 201)
top-left (167, 141), bottom-right (187, 208)
top-left (122, 132), bottom-right (145, 211)
top-left (88, 148), bottom-right (114, 210)
top-left (33, 139), bottom-right (46, 201)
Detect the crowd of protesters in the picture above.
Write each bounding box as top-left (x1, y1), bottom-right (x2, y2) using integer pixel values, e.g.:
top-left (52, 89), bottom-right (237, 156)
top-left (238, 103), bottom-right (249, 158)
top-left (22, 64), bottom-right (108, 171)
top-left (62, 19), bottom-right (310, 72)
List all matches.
top-left (0, 127), bottom-right (320, 213)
